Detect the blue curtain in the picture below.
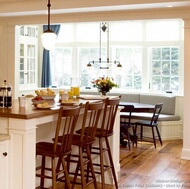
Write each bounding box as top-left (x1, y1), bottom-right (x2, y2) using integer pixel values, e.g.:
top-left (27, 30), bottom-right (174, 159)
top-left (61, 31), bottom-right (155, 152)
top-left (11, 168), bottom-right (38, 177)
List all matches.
top-left (41, 25), bottom-right (61, 87)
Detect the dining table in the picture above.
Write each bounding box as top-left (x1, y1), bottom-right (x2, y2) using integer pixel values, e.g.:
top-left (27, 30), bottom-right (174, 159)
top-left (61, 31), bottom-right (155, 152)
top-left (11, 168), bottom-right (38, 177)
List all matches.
top-left (119, 101), bottom-right (155, 113)
top-left (0, 95), bottom-right (122, 189)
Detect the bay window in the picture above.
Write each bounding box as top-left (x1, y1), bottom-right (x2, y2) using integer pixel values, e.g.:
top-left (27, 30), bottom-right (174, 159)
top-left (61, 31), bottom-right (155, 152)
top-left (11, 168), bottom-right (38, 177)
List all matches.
top-left (18, 19), bottom-right (183, 94)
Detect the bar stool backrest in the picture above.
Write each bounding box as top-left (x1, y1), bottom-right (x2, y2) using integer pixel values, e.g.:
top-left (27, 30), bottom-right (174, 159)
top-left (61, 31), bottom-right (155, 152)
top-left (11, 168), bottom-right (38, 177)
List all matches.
top-left (79, 100), bottom-right (105, 144)
top-left (53, 105), bottom-right (82, 154)
top-left (100, 96), bottom-right (121, 136)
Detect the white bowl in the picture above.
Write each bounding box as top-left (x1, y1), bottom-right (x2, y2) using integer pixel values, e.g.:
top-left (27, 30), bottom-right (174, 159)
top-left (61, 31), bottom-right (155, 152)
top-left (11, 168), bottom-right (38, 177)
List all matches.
top-left (40, 95), bottom-right (56, 100)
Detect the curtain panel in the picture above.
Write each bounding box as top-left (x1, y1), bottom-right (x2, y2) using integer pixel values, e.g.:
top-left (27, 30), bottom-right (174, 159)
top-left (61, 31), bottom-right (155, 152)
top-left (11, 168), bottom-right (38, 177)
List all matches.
top-left (41, 25), bottom-right (61, 87)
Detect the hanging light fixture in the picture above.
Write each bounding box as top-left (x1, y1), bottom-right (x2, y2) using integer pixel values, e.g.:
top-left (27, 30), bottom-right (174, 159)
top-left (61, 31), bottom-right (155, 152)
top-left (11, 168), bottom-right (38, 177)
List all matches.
top-left (87, 23), bottom-right (122, 69)
top-left (41, 0), bottom-right (57, 51)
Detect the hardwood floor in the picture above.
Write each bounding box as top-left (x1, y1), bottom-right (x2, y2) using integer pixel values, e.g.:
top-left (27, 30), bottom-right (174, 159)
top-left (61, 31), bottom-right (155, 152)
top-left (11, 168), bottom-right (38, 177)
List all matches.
top-left (56, 139), bottom-right (190, 189)
top-left (119, 140), bottom-right (188, 189)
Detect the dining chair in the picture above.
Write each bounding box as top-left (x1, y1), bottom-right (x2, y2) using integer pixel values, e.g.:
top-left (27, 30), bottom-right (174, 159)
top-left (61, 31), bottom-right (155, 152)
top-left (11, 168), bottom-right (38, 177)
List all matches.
top-left (57, 100), bottom-right (105, 189)
top-left (134, 102), bottom-right (164, 148)
top-left (120, 105), bottom-right (135, 150)
top-left (88, 96), bottom-right (121, 189)
top-left (36, 105), bottom-right (82, 189)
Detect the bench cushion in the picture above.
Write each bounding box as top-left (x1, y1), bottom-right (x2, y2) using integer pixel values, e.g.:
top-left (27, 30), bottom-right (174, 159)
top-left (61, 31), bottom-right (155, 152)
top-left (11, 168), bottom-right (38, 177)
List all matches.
top-left (131, 113), bottom-right (180, 121)
top-left (140, 94), bottom-right (176, 115)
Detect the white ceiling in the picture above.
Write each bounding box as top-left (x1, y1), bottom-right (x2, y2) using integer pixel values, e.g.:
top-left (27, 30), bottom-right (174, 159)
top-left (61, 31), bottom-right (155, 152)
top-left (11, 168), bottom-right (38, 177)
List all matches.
top-left (53, 1), bottom-right (190, 14)
top-left (1, 0), bottom-right (190, 17)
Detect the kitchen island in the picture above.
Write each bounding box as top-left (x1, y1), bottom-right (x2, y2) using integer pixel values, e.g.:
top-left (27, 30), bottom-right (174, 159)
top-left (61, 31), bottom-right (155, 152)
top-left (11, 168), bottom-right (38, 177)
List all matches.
top-left (0, 97), bottom-right (121, 189)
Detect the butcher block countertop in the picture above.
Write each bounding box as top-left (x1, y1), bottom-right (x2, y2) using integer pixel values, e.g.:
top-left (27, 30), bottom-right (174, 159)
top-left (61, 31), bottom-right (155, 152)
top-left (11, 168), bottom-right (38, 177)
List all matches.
top-left (0, 99), bottom-right (61, 119)
top-left (0, 95), bottom-right (112, 119)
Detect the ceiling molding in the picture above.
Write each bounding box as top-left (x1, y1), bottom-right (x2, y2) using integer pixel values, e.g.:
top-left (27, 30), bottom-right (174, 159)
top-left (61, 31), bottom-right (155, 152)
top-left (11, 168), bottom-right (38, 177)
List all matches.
top-left (1, 0), bottom-right (190, 17)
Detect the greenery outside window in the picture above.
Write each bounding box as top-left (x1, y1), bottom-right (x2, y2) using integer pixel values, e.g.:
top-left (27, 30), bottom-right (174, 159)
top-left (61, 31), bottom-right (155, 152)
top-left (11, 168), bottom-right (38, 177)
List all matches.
top-left (150, 47), bottom-right (179, 92)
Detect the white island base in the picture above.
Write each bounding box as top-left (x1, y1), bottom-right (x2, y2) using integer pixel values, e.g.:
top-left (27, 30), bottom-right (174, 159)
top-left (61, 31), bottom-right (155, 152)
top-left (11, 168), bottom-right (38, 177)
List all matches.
top-left (3, 103), bottom-right (121, 189)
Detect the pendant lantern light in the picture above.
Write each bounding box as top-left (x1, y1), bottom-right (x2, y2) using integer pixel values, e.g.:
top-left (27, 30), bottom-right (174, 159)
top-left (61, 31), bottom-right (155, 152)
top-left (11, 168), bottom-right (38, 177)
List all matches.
top-left (41, 0), bottom-right (57, 50)
top-left (87, 23), bottom-right (122, 69)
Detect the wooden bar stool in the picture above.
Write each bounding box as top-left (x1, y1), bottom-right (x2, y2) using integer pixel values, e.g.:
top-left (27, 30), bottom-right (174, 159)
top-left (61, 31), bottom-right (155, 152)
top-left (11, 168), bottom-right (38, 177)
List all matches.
top-left (90, 96), bottom-right (121, 189)
top-left (36, 105), bottom-right (82, 189)
top-left (76, 96), bottom-right (121, 189)
top-left (55, 100), bottom-right (105, 189)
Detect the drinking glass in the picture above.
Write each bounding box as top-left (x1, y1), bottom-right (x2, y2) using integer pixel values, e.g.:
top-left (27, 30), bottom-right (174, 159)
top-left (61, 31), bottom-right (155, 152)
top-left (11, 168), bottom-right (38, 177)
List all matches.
top-left (71, 78), bottom-right (81, 97)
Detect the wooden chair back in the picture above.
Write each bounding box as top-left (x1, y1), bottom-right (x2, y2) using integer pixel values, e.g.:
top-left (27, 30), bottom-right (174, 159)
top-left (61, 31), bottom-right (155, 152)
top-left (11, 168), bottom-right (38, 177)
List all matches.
top-left (100, 96), bottom-right (121, 136)
top-left (150, 102), bottom-right (164, 125)
top-left (79, 100), bottom-right (105, 144)
top-left (120, 105), bottom-right (134, 125)
top-left (53, 105), bottom-right (82, 154)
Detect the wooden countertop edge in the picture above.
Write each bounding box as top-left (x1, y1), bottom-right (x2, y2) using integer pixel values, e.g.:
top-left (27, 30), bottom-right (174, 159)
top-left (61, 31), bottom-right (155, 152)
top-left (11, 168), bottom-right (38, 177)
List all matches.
top-left (0, 109), bottom-right (59, 119)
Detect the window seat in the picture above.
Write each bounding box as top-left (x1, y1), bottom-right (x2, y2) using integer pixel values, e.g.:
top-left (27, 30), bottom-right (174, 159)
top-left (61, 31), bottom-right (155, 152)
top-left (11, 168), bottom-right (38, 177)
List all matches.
top-left (80, 91), bottom-right (183, 140)
top-left (115, 93), bottom-right (183, 140)
top-left (121, 112), bottom-right (180, 122)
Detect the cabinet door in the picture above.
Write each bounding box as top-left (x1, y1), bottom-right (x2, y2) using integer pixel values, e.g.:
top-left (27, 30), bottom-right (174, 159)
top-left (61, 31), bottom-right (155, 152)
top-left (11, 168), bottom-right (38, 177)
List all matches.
top-left (0, 141), bottom-right (9, 189)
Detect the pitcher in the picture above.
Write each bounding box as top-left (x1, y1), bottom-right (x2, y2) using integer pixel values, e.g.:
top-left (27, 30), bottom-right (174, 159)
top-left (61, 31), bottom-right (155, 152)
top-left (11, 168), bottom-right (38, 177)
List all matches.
top-left (70, 78), bottom-right (81, 97)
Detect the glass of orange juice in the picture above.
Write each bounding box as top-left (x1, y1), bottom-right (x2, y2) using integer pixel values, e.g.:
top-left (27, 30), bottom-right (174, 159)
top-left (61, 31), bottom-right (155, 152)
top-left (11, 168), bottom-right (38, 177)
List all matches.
top-left (68, 90), bottom-right (74, 99)
top-left (71, 78), bottom-right (81, 97)
top-left (71, 87), bottom-right (80, 97)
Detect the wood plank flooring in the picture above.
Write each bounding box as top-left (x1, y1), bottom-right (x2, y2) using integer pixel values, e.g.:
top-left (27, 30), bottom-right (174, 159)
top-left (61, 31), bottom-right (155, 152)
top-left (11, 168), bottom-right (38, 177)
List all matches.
top-left (119, 140), bottom-right (188, 189)
top-left (55, 139), bottom-right (190, 189)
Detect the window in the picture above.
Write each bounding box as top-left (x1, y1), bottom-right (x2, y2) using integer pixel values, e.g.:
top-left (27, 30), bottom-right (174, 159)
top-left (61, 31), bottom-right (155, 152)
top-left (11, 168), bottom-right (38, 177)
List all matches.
top-left (150, 47), bottom-right (179, 92)
top-left (18, 25), bottom-right (38, 90)
top-left (49, 19), bottom-right (183, 94)
top-left (17, 19), bottom-right (182, 93)
top-left (113, 47), bottom-right (142, 89)
top-left (50, 48), bottom-right (72, 87)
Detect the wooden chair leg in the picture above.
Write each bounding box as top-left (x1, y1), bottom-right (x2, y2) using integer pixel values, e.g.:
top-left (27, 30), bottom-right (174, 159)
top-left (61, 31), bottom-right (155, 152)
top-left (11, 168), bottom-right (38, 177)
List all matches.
top-left (134, 125), bottom-right (138, 146)
top-left (131, 125), bottom-right (136, 145)
top-left (56, 157), bottom-right (62, 179)
top-left (126, 128), bottom-right (131, 150)
top-left (40, 156), bottom-right (45, 188)
top-left (79, 147), bottom-right (86, 188)
top-left (140, 125), bottom-right (143, 141)
top-left (105, 137), bottom-right (118, 189)
top-left (155, 126), bottom-right (163, 145)
top-left (61, 157), bottom-right (71, 189)
top-left (72, 148), bottom-right (85, 189)
top-left (151, 127), bottom-right (156, 148)
top-left (99, 138), bottom-right (105, 189)
top-left (86, 146), bottom-right (97, 189)
top-left (71, 160), bottom-right (80, 189)
top-left (52, 158), bottom-right (56, 189)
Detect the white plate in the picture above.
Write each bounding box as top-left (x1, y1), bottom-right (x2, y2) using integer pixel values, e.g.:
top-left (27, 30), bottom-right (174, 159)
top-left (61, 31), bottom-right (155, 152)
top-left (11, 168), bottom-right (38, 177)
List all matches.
top-left (61, 102), bottom-right (75, 106)
top-left (35, 105), bottom-right (55, 109)
top-left (77, 95), bottom-right (108, 100)
top-left (40, 95), bottom-right (56, 100)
